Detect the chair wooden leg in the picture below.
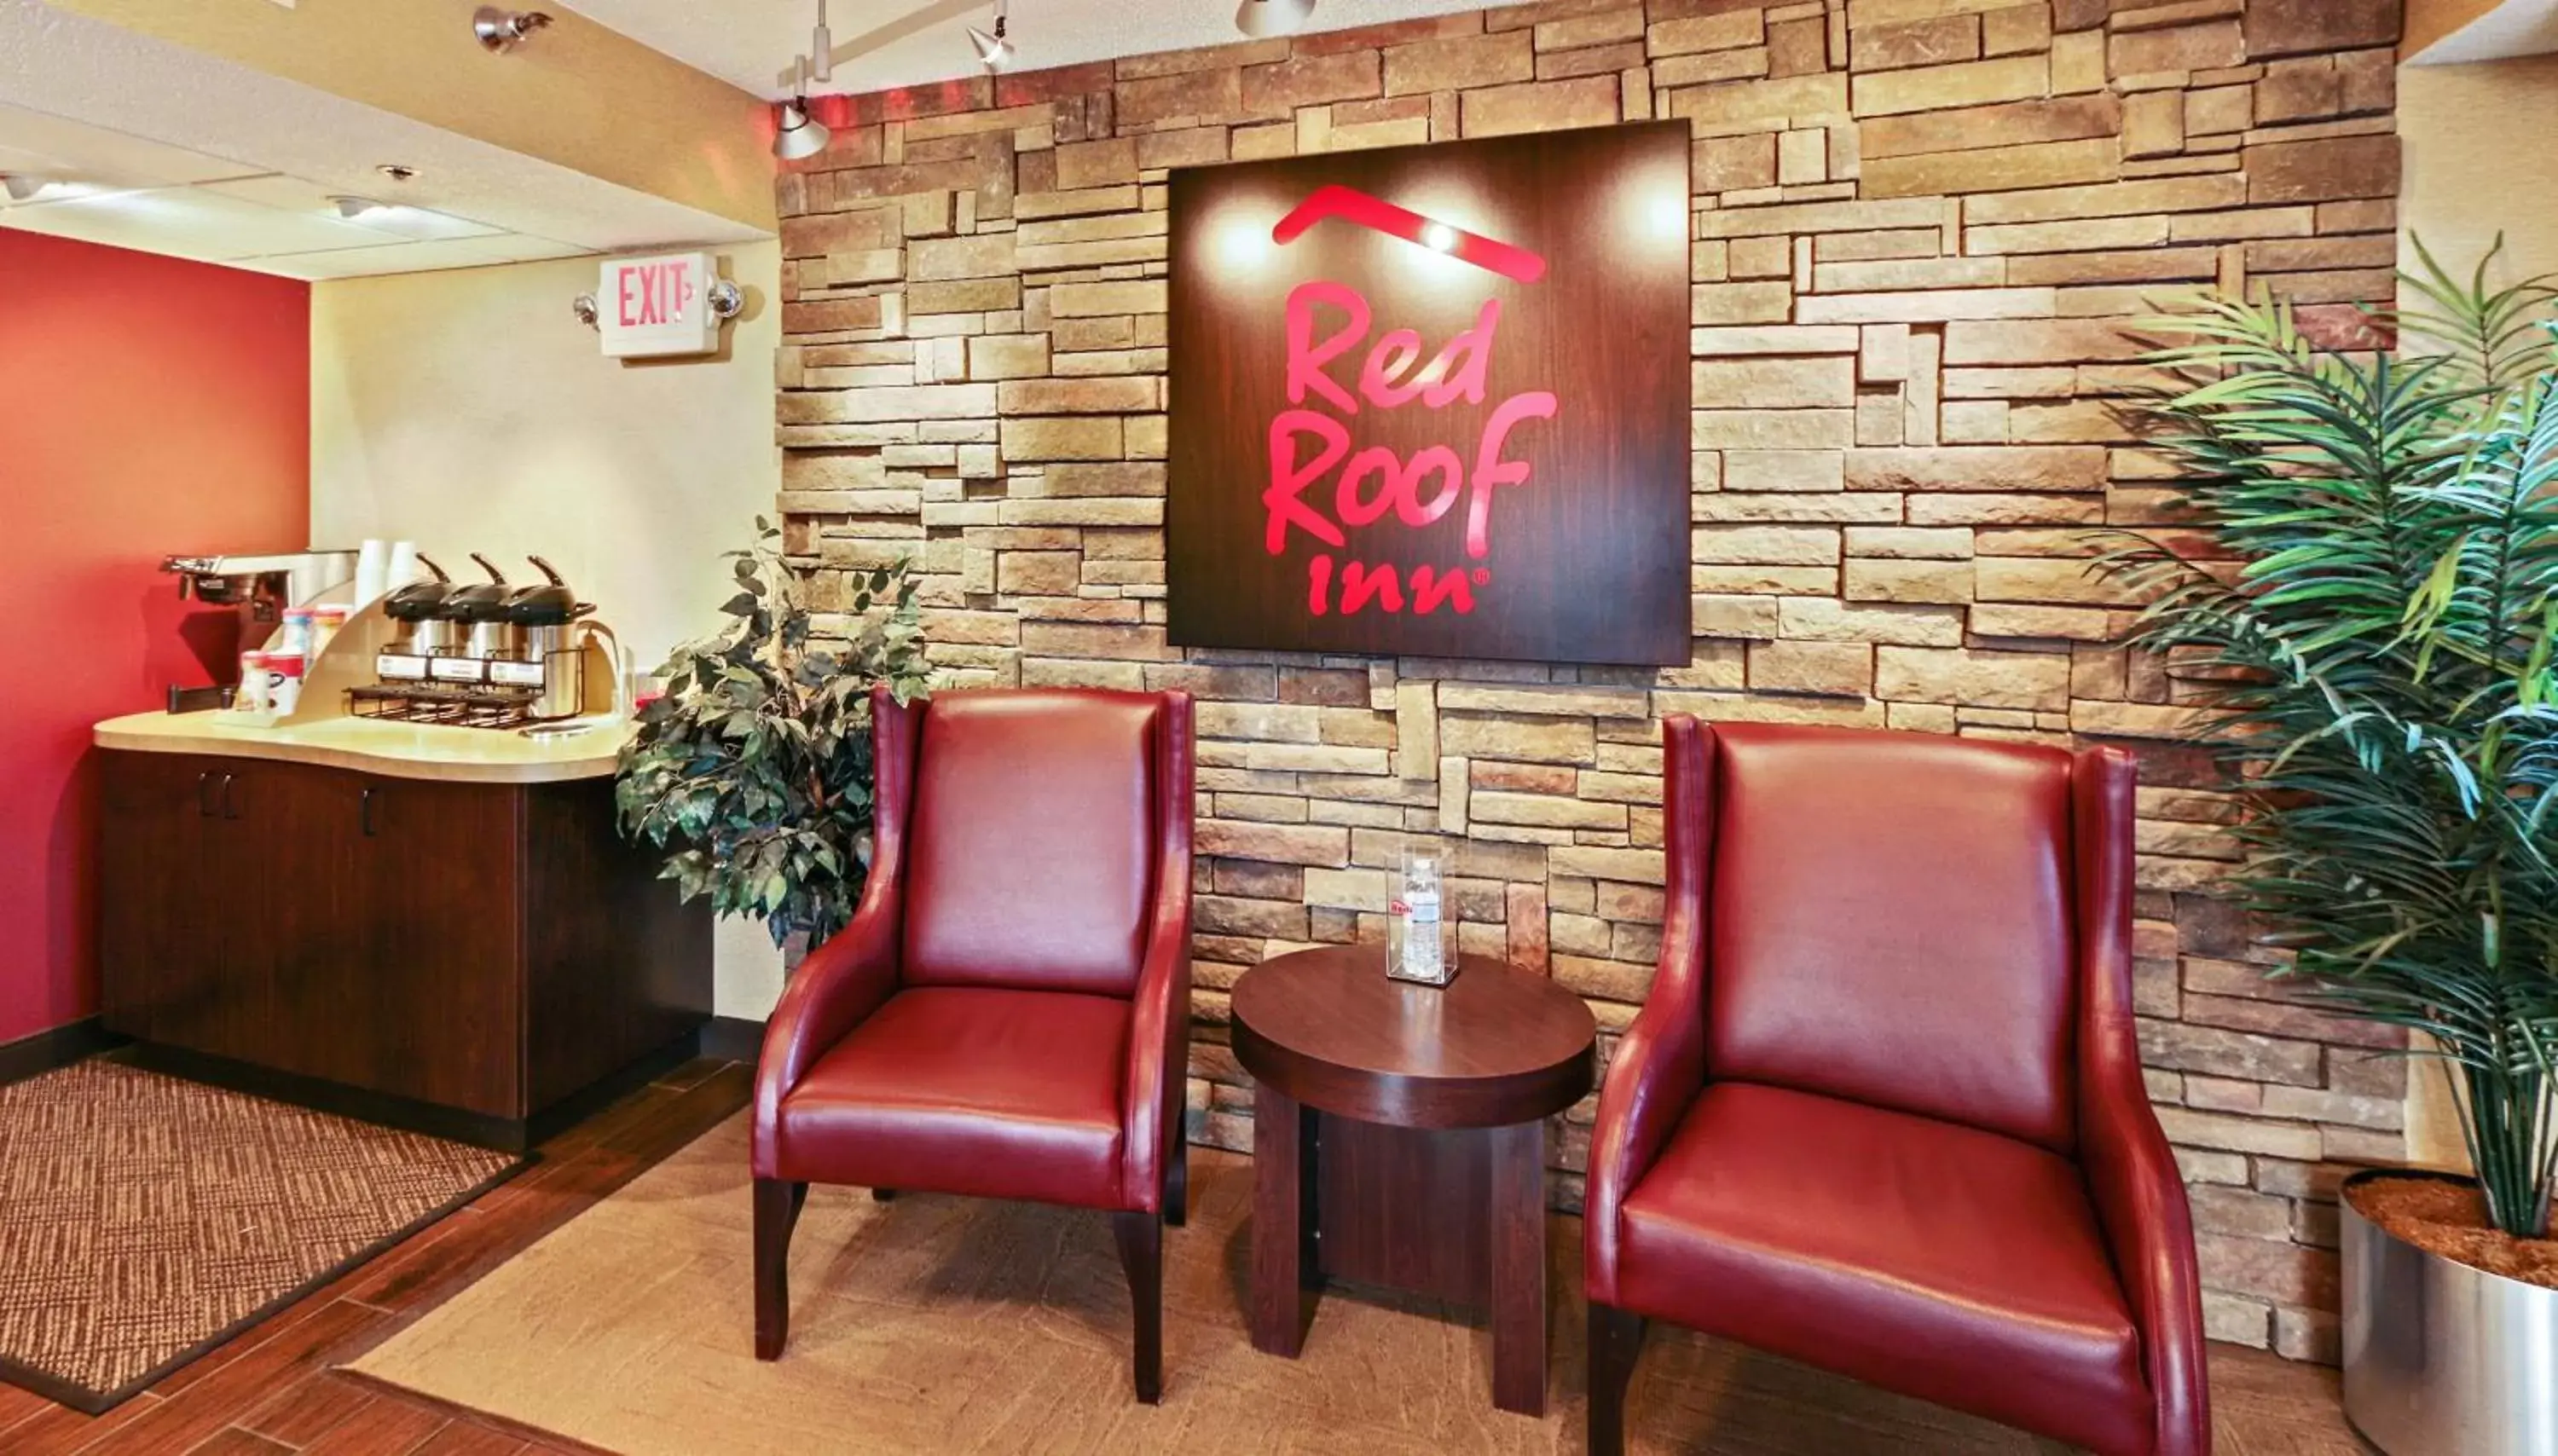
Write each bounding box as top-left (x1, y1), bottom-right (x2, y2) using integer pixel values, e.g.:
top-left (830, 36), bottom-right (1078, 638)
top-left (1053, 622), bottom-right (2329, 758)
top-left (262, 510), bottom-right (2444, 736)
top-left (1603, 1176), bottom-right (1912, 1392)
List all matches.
top-left (1588, 1301), bottom-right (1645, 1456)
top-left (754, 1177), bottom-right (803, 1361)
top-left (1166, 1111), bottom-right (1189, 1229)
top-left (1114, 1210), bottom-right (1165, 1404)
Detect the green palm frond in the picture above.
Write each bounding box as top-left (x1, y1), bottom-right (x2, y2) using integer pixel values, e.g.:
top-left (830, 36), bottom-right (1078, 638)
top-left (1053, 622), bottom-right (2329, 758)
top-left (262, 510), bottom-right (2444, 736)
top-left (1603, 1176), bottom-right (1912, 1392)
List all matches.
top-left (2103, 241), bottom-right (2558, 1238)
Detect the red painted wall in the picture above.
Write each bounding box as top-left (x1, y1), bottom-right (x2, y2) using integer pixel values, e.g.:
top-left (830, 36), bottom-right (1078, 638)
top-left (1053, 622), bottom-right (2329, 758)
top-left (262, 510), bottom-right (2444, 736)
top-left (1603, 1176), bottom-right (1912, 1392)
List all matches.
top-left (0, 233), bottom-right (310, 1045)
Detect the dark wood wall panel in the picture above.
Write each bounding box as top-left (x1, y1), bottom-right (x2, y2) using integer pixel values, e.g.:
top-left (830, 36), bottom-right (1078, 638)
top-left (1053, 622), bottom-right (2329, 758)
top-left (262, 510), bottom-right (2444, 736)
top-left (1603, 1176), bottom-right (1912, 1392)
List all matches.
top-left (1168, 123), bottom-right (1693, 666)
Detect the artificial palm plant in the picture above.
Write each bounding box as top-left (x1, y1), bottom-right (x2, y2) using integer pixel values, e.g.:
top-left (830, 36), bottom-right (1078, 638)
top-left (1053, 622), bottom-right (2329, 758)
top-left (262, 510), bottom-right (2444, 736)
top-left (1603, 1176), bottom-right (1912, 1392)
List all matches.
top-left (616, 520), bottom-right (930, 949)
top-left (2105, 243), bottom-right (2558, 1239)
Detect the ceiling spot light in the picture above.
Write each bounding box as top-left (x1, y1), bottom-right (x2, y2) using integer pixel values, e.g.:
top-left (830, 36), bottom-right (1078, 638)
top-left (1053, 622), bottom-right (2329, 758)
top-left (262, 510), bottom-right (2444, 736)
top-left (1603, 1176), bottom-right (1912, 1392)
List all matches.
top-left (330, 195), bottom-right (386, 221)
top-left (1422, 222), bottom-right (1456, 251)
top-left (773, 96), bottom-right (832, 161)
top-left (1236, 0), bottom-right (1315, 38)
top-left (472, 7), bottom-right (553, 51)
top-left (0, 173), bottom-right (51, 203)
top-left (967, 3), bottom-right (1012, 72)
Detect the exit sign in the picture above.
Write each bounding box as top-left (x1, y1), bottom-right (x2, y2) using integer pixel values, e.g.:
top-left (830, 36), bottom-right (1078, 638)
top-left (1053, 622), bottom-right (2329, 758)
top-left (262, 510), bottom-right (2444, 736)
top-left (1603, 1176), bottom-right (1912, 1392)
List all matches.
top-left (597, 251), bottom-right (721, 358)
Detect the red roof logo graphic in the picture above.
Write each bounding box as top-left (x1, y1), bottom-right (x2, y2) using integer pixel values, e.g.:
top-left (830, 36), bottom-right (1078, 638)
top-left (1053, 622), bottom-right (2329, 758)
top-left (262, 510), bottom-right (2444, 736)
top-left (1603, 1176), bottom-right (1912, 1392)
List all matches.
top-left (1270, 184), bottom-right (1547, 285)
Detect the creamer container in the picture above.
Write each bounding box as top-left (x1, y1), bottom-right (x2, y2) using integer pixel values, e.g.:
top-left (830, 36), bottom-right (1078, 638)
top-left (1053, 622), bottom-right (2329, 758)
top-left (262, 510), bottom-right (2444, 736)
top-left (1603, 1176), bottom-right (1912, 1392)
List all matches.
top-left (310, 603), bottom-right (353, 662)
top-left (279, 606), bottom-right (315, 662)
top-left (235, 652), bottom-right (270, 714)
top-left (263, 654), bottom-right (305, 717)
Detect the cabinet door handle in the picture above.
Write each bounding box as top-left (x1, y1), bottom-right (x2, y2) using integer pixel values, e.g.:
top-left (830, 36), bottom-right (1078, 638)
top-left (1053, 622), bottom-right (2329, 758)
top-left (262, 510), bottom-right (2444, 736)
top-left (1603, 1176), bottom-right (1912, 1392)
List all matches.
top-left (361, 787), bottom-right (378, 837)
top-left (195, 771), bottom-right (215, 818)
top-left (219, 774), bottom-right (240, 820)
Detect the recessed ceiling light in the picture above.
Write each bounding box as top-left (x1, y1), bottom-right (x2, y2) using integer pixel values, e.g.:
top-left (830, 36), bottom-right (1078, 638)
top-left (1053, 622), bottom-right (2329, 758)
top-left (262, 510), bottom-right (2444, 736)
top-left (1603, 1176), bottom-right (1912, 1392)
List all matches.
top-left (1422, 222), bottom-right (1456, 251)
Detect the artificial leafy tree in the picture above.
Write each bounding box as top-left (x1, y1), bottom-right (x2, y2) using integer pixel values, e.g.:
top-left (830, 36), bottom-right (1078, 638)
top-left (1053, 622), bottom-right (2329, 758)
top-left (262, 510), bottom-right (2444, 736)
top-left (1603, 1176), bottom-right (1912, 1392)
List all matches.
top-left (2105, 243), bottom-right (2558, 1239)
top-left (616, 519), bottom-right (930, 950)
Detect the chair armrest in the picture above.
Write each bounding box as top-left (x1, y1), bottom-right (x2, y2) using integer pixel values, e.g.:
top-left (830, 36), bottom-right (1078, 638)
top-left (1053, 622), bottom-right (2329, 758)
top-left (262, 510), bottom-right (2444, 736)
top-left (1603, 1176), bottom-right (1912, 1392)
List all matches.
top-left (2072, 746), bottom-right (2209, 1456)
top-left (750, 687), bottom-right (921, 1179)
top-left (1585, 715), bottom-right (1715, 1307)
top-left (1121, 693), bottom-right (1195, 1213)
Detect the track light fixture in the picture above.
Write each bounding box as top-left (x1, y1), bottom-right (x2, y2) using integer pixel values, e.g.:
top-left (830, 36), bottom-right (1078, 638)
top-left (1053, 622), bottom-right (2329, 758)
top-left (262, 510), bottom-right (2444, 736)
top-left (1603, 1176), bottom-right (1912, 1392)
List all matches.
top-left (773, 95), bottom-right (832, 161)
top-left (1235, 0), bottom-right (1315, 38)
top-left (807, 0), bottom-right (834, 84)
top-left (0, 173), bottom-right (49, 203)
top-left (472, 7), bottom-right (553, 51)
top-left (966, 2), bottom-right (1011, 72)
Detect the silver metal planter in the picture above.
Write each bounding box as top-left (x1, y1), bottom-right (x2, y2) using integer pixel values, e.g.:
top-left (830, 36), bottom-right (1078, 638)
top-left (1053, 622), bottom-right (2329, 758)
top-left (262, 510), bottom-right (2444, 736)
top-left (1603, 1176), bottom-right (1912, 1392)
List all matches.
top-left (2341, 1170), bottom-right (2558, 1456)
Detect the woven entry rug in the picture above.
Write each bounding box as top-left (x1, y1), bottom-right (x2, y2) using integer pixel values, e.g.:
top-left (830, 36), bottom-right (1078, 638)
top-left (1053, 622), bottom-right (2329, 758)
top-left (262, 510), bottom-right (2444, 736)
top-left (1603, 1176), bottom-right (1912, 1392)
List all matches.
top-left (0, 1059), bottom-right (522, 1412)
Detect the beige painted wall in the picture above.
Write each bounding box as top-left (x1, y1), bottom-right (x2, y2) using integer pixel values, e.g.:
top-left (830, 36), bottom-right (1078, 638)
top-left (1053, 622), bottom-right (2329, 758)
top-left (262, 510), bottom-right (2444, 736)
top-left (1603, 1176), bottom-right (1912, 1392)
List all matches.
top-left (2400, 55), bottom-right (2558, 282)
top-left (2396, 53), bottom-right (2558, 1170)
top-left (310, 244), bottom-right (788, 1017)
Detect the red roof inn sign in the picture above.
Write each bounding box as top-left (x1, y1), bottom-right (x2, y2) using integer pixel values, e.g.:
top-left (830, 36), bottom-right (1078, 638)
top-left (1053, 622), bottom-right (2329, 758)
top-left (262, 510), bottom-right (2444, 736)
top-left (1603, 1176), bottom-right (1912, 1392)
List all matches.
top-left (1167, 123), bottom-right (1692, 667)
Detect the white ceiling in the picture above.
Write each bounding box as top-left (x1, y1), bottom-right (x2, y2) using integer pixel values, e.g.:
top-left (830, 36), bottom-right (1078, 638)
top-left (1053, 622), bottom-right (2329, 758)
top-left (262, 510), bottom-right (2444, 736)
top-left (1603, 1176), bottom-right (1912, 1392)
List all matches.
top-left (0, 0), bottom-right (761, 279)
top-left (557, 0), bottom-right (1488, 101)
top-left (2410, 0), bottom-right (2558, 63)
top-left (0, 101), bottom-right (589, 279)
top-left (0, 0), bottom-right (1490, 277)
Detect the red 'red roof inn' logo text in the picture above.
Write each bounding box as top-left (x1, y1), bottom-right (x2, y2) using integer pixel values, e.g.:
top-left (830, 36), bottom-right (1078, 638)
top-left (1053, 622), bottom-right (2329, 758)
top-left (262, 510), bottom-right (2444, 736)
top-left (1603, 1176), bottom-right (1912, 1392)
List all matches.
top-left (1166, 124), bottom-right (1693, 667)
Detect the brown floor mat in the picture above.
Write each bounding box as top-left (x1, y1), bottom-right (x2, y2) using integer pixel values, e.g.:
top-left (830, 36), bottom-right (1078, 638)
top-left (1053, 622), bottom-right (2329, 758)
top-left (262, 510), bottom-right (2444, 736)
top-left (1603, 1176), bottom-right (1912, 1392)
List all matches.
top-left (0, 1059), bottom-right (521, 1412)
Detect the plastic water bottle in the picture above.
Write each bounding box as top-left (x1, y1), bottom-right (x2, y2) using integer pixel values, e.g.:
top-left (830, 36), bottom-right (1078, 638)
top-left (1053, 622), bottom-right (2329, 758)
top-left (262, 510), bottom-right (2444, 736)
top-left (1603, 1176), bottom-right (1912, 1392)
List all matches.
top-left (1389, 847), bottom-right (1449, 985)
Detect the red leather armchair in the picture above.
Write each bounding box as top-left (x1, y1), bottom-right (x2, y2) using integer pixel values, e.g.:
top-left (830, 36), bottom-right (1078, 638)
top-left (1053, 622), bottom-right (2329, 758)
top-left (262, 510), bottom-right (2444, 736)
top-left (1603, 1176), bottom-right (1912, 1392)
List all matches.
top-left (750, 686), bottom-right (1194, 1403)
top-left (1584, 719), bottom-right (2208, 1456)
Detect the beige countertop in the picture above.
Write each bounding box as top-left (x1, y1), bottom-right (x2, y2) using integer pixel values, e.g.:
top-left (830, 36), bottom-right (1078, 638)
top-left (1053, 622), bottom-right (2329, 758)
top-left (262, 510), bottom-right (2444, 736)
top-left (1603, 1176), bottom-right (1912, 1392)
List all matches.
top-left (94, 710), bottom-right (634, 784)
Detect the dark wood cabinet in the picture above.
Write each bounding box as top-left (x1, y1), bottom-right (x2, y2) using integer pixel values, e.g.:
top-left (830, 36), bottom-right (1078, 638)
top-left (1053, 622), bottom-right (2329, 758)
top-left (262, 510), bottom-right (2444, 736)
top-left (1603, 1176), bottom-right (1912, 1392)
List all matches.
top-left (98, 749), bottom-right (710, 1148)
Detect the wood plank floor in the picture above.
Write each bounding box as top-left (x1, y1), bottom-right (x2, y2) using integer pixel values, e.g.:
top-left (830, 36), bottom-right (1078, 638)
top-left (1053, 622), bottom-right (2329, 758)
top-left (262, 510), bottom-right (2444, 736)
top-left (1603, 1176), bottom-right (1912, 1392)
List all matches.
top-left (0, 1058), bottom-right (754, 1456)
top-left (0, 1055), bottom-right (2370, 1455)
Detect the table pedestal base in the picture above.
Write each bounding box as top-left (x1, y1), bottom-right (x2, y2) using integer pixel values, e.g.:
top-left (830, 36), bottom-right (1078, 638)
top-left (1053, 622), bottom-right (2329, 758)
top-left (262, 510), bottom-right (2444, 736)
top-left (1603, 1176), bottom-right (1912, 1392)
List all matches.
top-left (1248, 1081), bottom-right (1551, 1416)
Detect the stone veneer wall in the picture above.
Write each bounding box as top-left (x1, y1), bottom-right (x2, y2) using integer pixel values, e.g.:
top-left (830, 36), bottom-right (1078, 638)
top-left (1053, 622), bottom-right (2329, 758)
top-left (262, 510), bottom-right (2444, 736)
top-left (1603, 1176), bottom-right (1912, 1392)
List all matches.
top-left (774, 0), bottom-right (2407, 1361)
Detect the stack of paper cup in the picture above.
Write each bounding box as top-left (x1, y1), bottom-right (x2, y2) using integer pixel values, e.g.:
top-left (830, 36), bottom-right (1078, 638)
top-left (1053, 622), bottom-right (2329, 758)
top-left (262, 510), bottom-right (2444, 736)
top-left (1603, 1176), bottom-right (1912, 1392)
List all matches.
top-left (385, 540), bottom-right (422, 591)
top-left (354, 540), bottom-right (391, 608)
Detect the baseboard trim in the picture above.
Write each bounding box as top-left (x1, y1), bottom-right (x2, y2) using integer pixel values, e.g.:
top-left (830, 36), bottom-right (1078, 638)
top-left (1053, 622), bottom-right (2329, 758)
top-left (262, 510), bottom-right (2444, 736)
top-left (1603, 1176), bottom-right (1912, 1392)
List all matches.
top-left (112, 1042), bottom-right (536, 1153)
top-left (109, 1026), bottom-right (708, 1156)
top-left (523, 1032), bottom-right (709, 1147)
top-left (0, 1017), bottom-right (129, 1087)
top-left (699, 1015), bottom-right (766, 1064)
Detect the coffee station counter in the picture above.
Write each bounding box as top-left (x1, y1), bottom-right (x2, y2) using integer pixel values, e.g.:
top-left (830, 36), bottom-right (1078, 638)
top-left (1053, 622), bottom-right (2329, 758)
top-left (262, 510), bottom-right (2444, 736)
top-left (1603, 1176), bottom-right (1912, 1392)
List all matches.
top-left (92, 709), bottom-right (630, 784)
top-left (92, 573), bottom-right (706, 1153)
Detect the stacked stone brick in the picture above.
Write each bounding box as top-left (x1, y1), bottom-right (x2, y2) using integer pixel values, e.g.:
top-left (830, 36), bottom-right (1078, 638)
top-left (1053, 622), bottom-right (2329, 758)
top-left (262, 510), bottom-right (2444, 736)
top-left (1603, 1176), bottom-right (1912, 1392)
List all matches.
top-left (773, 0), bottom-right (2409, 1361)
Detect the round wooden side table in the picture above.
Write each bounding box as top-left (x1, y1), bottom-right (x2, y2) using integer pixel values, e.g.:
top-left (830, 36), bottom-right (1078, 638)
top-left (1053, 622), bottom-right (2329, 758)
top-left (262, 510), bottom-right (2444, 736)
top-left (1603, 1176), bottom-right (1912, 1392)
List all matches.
top-left (1230, 944), bottom-right (1598, 1417)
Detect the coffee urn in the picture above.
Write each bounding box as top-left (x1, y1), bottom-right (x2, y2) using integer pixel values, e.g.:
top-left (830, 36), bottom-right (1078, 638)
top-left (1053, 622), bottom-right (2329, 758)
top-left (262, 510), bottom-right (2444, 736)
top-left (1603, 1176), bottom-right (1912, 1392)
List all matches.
top-left (501, 557), bottom-right (592, 720)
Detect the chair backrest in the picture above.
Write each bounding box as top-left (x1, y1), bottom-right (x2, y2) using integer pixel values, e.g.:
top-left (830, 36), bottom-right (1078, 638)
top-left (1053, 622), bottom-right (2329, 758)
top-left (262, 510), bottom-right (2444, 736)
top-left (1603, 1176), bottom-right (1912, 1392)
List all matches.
top-left (899, 688), bottom-right (1168, 998)
top-left (1701, 723), bottom-right (2081, 1152)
